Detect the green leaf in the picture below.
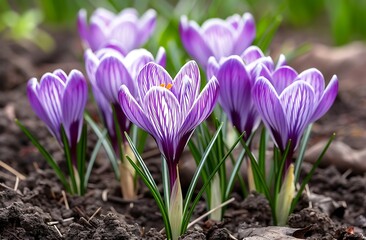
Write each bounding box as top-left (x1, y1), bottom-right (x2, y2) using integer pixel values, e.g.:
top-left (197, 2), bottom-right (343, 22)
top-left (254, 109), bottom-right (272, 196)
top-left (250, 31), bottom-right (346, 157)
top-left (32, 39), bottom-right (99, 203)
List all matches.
top-left (124, 133), bottom-right (172, 239)
top-left (84, 129), bottom-right (107, 188)
top-left (294, 124), bottom-right (312, 182)
top-left (85, 113), bottom-right (120, 179)
top-left (290, 133), bottom-right (335, 213)
top-left (60, 126), bottom-right (78, 195)
top-left (182, 122), bottom-right (223, 227)
top-left (77, 124), bottom-right (87, 195)
top-left (15, 119), bottom-right (70, 192)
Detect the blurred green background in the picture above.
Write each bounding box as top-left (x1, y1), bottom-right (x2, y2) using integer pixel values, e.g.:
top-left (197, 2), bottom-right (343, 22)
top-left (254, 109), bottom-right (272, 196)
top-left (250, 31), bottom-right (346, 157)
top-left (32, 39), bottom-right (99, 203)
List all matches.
top-left (0, 0), bottom-right (364, 72)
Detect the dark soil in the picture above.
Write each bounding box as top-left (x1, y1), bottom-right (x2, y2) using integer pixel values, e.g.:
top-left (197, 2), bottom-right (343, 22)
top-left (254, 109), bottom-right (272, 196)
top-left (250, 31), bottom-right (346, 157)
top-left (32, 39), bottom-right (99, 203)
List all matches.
top-left (0, 30), bottom-right (366, 239)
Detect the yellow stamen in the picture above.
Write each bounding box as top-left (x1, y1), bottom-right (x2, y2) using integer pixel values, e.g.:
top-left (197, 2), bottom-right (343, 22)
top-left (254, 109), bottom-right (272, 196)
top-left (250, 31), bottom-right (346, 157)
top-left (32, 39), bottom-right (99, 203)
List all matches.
top-left (160, 83), bottom-right (173, 90)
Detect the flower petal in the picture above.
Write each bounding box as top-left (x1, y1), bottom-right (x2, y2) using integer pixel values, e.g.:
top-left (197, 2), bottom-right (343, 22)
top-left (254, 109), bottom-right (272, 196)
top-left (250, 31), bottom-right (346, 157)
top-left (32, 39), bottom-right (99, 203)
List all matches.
top-left (108, 18), bottom-right (138, 53)
top-left (181, 77), bottom-right (219, 134)
top-left (89, 18), bottom-right (107, 51)
top-left (155, 47), bottom-right (166, 68)
top-left (310, 75), bottom-right (338, 122)
top-left (216, 56), bottom-right (251, 122)
top-left (271, 66), bottom-right (298, 94)
top-left (84, 49), bottom-right (99, 85)
top-left (27, 78), bottom-right (54, 137)
top-left (206, 56), bottom-right (219, 81)
top-left (62, 70), bottom-right (88, 144)
top-left (298, 68), bottom-right (325, 101)
top-left (52, 69), bottom-right (68, 82)
top-left (96, 55), bottom-right (134, 103)
top-left (137, 62), bottom-right (173, 100)
top-left (202, 19), bottom-right (235, 59)
top-left (241, 45), bottom-right (265, 64)
top-left (137, 9), bottom-right (157, 46)
top-left (172, 61), bottom-right (200, 110)
top-left (143, 87), bottom-right (182, 162)
top-left (279, 81), bottom-right (315, 148)
top-left (124, 48), bottom-right (155, 80)
top-left (252, 77), bottom-right (287, 150)
top-left (38, 73), bottom-right (65, 141)
top-left (233, 13), bottom-right (256, 54)
top-left (179, 16), bottom-right (213, 67)
top-left (77, 9), bottom-right (89, 47)
top-left (118, 85), bottom-right (154, 135)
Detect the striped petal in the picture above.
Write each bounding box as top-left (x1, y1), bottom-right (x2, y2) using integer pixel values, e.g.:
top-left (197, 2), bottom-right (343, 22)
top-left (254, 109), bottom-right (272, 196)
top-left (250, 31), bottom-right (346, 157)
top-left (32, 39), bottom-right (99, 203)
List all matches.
top-left (137, 9), bottom-right (157, 46)
top-left (62, 70), bottom-right (88, 145)
top-left (143, 87), bottom-right (182, 162)
top-left (108, 19), bottom-right (139, 53)
top-left (172, 61), bottom-right (200, 111)
top-left (241, 45), bottom-right (265, 64)
top-left (27, 78), bottom-right (55, 138)
top-left (252, 77), bottom-right (287, 150)
top-left (298, 68), bottom-right (325, 101)
top-left (206, 56), bottom-right (219, 81)
top-left (310, 75), bottom-right (338, 122)
top-left (89, 18), bottom-right (107, 51)
top-left (216, 56), bottom-right (251, 125)
top-left (84, 49), bottom-right (99, 85)
top-left (124, 49), bottom-right (155, 81)
top-left (271, 66), bottom-right (298, 94)
top-left (202, 19), bottom-right (235, 59)
top-left (179, 16), bottom-right (213, 67)
top-left (96, 55), bottom-right (134, 103)
top-left (137, 62), bottom-right (173, 100)
top-left (118, 85), bottom-right (153, 134)
top-left (233, 13), bottom-right (256, 54)
top-left (279, 81), bottom-right (315, 148)
top-left (156, 47), bottom-right (167, 68)
top-left (181, 77), bottom-right (219, 134)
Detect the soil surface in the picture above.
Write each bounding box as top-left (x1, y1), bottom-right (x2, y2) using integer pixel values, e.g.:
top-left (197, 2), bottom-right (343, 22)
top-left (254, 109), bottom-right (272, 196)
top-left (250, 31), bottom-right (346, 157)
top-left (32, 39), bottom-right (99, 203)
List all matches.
top-left (1, 28), bottom-right (366, 239)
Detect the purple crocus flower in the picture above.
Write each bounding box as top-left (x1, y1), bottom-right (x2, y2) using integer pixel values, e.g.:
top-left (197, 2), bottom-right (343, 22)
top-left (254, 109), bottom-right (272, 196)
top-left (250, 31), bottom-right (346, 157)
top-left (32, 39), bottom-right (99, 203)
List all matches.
top-left (78, 8), bottom-right (156, 54)
top-left (252, 65), bottom-right (338, 169)
top-left (118, 61), bottom-right (219, 189)
top-left (206, 46), bottom-right (286, 140)
top-left (179, 13), bottom-right (255, 68)
top-left (84, 47), bottom-right (166, 154)
top-left (27, 69), bottom-right (88, 163)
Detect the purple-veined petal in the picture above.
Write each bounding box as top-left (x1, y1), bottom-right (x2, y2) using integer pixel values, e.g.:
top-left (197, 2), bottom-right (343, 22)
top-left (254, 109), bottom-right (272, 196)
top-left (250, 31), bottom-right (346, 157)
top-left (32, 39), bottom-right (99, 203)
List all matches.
top-left (206, 56), bottom-right (219, 80)
top-left (172, 61), bottom-right (200, 106)
top-left (310, 75), bottom-right (338, 122)
top-left (241, 45), bottom-right (265, 64)
top-left (89, 18), bottom-right (107, 51)
top-left (143, 87), bottom-right (182, 162)
top-left (226, 14), bottom-right (241, 29)
top-left (298, 68), bottom-right (325, 101)
top-left (276, 54), bottom-right (286, 69)
top-left (62, 70), bottom-right (88, 144)
top-left (181, 77), bottom-right (219, 134)
top-left (179, 16), bottom-right (213, 67)
top-left (271, 66), bottom-right (298, 94)
top-left (156, 47), bottom-right (166, 68)
top-left (252, 77), bottom-right (288, 150)
top-left (52, 69), bottom-right (68, 82)
top-left (108, 19), bottom-right (139, 53)
top-left (137, 62), bottom-right (173, 100)
top-left (138, 9), bottom-right (157, 46)
top-left (91, 8), bottom-right (115, 25)
top-left (119, 85), bottom-right (153, 134)
top-left (233, 13), bottom-right (256, 54)
top-left (38, 73), bottom-right (65, 141)
top-left (216, 56), bottom-right (251, 118)
top-left (279, 80), bottom-right (315, 149)
top-left (27, 78), bottom-right (56, 138)
top-left (117, 8), bottom-right (138, 20)
top-left (202, 19), bottom-right (235, 59)
top-left (92, 86), bottom-right (114, 137)
top-left (84, 49), bottom-right (99, 85)
top-left (96, 55), bottom-right (134, 103)
top-left (124, 48), bottom-right (155, 81)
top-left (77, 9), bottom-right (89, 46)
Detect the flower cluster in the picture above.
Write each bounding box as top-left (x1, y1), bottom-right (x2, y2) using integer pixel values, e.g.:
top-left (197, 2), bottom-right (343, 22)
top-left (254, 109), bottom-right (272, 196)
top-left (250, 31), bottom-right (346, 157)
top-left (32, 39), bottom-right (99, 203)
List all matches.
top-left (19, 6), bottom-right (339, 240)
